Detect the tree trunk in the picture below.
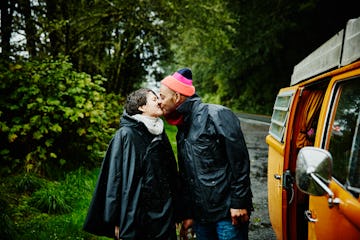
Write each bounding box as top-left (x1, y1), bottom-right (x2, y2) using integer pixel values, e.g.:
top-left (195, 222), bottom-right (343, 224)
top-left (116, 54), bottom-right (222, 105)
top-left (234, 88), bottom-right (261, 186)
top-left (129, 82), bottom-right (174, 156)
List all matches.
top-left (20, 0), bottom-right (37, 57)
top-left (45, 0), bottom-right (61, 57)
top-left (0, 0), bottom-right (14, 62)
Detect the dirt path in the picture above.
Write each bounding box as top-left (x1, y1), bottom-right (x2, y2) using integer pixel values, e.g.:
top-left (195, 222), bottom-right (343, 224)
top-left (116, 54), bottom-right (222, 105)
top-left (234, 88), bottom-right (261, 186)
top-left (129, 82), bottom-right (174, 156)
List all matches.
top-left (240, 119), bottom-right (277, 240)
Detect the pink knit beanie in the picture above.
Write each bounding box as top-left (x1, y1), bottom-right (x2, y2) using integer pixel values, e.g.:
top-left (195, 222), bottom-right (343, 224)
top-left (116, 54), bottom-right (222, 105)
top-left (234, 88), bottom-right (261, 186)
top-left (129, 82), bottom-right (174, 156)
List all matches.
top-left (161, 68), bottom-right (195, 96)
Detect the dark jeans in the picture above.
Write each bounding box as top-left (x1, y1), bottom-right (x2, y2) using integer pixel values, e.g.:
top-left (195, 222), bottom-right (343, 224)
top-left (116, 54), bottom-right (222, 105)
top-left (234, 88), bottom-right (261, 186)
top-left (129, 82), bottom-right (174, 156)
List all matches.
top-left (194, 219), bottom-right (249, 240)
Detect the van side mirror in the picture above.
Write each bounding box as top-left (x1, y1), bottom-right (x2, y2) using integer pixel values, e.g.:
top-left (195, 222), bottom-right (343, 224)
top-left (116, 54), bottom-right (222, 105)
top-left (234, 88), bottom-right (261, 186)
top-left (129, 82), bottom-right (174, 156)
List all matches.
top-left (295, 147), bottom-right (333, 196)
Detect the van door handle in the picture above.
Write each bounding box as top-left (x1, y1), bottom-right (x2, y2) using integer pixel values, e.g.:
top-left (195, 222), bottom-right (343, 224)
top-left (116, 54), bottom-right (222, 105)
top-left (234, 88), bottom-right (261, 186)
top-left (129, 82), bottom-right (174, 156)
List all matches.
top-left (274, 174), bottom-right (281, 180)
top-left (304, 210), bottom-right (318, 222)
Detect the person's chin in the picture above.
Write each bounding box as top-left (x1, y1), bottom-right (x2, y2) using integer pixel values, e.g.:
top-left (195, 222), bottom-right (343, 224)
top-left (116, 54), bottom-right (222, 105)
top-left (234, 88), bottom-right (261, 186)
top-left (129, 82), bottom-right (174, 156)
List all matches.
top-left (155, 111), bottom-right (164, 118)
top-left (160, 109), bottom-right (168, 116)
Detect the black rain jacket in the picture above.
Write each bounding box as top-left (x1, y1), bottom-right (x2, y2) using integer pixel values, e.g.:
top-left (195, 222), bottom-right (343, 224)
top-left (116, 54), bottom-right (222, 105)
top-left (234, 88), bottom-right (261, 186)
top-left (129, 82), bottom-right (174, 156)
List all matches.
top-left (83, 113), bottom-right (179, 239)
top-left (176, 95), bottom-right (253, 223)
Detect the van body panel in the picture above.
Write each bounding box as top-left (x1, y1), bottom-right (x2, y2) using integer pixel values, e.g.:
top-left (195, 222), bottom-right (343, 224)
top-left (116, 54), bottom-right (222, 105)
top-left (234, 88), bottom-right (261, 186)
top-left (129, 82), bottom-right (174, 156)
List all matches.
top-left (267, 140), bottom-right (285, 239)
top-left (308, 195), bottom-right (359, 240)
top-left (308, 184), bottom-right (360, 239)
top-left (330, 181), bottom-right (360, 229)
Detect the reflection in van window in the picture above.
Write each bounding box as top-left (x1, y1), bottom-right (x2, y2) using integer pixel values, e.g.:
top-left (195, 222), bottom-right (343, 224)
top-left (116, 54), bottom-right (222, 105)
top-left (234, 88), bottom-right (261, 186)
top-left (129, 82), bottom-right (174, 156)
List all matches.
top-left (349, 110), bottom-right (360, 191)
top-left (328, 79), bottom-right (360, 190)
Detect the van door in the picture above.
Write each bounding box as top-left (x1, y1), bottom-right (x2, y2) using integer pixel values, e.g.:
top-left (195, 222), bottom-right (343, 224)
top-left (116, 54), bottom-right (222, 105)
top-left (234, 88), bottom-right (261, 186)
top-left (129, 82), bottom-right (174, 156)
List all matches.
top-left (307, 74), bottom-right (360, 239)
top-left (266, 86), bottom-right (300, 239)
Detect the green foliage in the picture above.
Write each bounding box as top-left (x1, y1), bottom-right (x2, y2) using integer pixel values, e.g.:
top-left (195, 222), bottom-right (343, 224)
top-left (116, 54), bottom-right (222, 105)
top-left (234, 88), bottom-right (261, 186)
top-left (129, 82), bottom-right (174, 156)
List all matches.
top-left (9, 0), bottom-right (176, 96)
top-left (1, 168), bottom-right (107, 239)
top-left (166, 0), bottom-right (291, 113)
top-left (164, 121), bottom-right (178, 158)
top-left (0, 194), bottom-right (18, 240)
top-left (0, 57), bottom-right (118, 178)
top-left (15, 174), bottom-right (46, 194)
top-left (29, 183), bottom-right (72, 214)
top-left (202, 93), bottom-right (222, 105)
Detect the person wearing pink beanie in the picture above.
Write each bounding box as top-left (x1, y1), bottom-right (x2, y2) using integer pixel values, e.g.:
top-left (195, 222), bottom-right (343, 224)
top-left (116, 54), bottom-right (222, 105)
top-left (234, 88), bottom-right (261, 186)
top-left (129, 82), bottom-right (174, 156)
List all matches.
top-left (159, 68), bottom-right (253, 240)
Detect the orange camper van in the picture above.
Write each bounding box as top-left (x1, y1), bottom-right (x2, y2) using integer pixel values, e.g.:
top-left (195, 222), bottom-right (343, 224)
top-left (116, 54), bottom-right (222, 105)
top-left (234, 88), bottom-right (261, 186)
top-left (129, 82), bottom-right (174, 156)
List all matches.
top-left (266, 16), bottom-right (360, 240)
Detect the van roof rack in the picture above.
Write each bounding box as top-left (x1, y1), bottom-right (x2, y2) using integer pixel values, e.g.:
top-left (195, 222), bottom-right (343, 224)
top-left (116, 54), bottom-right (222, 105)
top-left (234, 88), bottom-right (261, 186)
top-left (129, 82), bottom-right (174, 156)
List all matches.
top-left (290, 16), bottom-right (360, 86)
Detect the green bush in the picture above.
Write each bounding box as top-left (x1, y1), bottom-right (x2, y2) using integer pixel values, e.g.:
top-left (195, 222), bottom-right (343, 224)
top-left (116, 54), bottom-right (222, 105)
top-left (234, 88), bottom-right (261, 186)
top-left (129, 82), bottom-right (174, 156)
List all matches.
top-left (0, 169), bottom-right (91, 239)
top-left (15, 173), bottom-right (46, 194)
top-left (29, 183), bottom-right (73, 214)
top-left (9, 168), bottom-right (105, 239)
top-left (0, 57), bottom-right (121, 178)
top-left (0, 194), bottom-right (18, 240)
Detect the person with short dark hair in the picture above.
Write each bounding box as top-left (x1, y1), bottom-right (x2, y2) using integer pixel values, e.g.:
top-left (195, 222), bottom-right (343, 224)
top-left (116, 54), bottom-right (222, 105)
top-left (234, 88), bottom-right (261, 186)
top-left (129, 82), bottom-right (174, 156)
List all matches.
top-left (159, 69), bottom-right (253, 240)
top-left (83, 88), bottom-right (179, 240)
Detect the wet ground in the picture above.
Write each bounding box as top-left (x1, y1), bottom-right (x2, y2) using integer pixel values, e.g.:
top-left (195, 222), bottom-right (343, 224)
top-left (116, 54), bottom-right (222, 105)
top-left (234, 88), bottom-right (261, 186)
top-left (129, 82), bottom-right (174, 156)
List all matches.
top-left (240, 118), bottom-right (277, 240)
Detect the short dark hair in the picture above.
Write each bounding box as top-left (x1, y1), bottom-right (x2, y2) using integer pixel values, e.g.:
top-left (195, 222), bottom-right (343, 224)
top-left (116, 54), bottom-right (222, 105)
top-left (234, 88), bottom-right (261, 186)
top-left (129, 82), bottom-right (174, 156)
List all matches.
top-left (125, 88), bottom-right (156, 116)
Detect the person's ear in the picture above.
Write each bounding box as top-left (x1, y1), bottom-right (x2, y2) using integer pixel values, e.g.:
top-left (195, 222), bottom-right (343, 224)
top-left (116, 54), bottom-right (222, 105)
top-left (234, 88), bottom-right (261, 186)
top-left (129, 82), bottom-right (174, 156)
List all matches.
top-left (138, 105), bottom-right (145, 113)
top-left (174, 92), bottom-right (187, 105)
top-left (174, 92), bottom-right (181, 104)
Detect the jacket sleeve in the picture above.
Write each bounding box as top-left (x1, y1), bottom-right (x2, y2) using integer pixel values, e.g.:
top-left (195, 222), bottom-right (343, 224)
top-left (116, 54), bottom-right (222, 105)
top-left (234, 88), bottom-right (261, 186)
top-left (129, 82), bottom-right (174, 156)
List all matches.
top-left (213, 109), bottom-right (253, 210)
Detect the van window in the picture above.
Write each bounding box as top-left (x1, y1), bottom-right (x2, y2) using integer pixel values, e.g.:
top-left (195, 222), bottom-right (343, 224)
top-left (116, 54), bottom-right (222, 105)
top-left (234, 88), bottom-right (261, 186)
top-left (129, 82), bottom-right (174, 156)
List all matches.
top-left (349, 111), bottom-right (360, 192)
top-left (269, 90), bottom-right (295, 142)
top-left (328, 78), bottom-right (360, 193)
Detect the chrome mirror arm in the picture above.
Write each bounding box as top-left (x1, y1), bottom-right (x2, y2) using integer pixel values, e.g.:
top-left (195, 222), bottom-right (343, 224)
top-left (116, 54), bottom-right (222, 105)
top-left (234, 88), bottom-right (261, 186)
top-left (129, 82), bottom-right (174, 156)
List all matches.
top-left (310, 173), bottom-right (340, 208)
top-left (347, 185), bottom-right (360, 194)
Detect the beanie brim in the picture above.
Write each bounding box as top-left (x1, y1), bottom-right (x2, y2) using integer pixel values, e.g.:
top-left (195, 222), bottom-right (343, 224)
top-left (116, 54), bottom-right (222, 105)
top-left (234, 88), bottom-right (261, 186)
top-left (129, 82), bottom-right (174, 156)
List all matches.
top-left (161, 76), bottom-right (195, 96)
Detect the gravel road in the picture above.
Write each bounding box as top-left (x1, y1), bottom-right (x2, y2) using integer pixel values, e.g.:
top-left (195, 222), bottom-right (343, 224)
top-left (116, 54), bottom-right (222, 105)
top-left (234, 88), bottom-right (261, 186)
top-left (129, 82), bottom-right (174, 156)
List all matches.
top-left (240, 118), bottom-right (277, 240)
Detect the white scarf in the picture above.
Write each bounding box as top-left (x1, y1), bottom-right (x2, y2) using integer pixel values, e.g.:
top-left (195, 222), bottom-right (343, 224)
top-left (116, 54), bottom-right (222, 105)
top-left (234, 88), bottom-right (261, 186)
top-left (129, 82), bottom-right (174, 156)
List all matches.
top-left (132, 114), bottom-right (164, 135)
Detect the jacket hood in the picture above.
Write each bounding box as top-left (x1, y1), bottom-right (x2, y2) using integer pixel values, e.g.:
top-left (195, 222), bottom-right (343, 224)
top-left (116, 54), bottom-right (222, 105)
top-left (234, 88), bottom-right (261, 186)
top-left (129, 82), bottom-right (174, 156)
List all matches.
top-left (119, 111), bottom-right (146, 131)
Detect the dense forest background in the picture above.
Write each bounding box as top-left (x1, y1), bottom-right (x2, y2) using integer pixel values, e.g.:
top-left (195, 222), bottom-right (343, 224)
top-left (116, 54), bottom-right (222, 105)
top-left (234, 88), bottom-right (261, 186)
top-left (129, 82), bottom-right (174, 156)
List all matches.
top-left (0, 0), bottom-right (359, 239)
top-left (2, 0), bottom-right (359, 111)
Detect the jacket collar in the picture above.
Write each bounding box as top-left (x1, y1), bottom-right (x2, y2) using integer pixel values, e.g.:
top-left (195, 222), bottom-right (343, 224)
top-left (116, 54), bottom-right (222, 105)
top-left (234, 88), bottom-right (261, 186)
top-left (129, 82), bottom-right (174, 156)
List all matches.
top-left (176, 94), bottom-right (202, 125)
top-left (120, 111), bottom-right (147, 132)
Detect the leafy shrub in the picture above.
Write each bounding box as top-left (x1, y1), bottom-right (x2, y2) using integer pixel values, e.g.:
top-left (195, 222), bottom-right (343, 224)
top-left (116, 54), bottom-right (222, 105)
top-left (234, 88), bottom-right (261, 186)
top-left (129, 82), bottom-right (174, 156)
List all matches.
top-left (0, 56), bottom-right (121, 178)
